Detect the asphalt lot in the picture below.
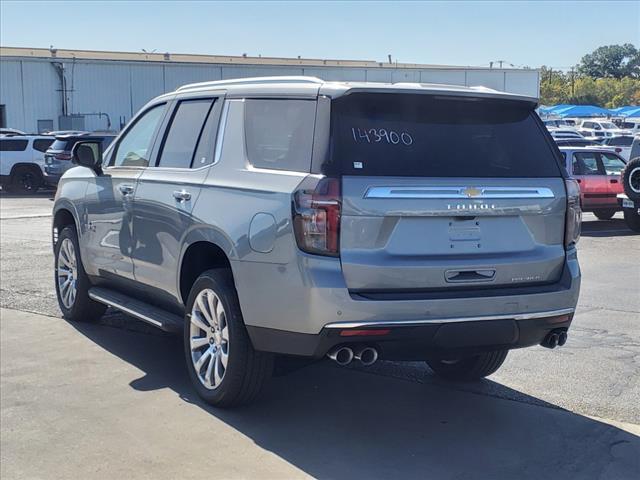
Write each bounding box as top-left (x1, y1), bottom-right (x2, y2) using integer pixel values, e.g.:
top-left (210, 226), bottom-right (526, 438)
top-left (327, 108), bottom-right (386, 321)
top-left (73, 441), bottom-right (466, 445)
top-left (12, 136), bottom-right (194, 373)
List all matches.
top-left (1, 192), bottom-right (639, 479)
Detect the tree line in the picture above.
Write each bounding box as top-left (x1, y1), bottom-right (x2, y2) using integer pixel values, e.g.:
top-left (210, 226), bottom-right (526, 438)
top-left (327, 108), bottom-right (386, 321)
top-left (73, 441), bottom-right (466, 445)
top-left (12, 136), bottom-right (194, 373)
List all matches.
top-left (539, 44), bottom-right (639, 108)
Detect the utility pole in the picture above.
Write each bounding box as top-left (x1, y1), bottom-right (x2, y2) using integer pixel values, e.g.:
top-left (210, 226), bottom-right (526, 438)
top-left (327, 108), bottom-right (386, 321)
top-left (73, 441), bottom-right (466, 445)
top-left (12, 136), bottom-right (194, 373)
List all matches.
top-left (570, 67), bottom-right (575, 97)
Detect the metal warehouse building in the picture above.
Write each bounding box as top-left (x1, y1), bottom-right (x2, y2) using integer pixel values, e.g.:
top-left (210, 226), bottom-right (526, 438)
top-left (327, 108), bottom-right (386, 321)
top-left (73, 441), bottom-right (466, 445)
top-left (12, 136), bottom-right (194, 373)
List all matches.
top-left (0, 46), bottom-right (541, 133)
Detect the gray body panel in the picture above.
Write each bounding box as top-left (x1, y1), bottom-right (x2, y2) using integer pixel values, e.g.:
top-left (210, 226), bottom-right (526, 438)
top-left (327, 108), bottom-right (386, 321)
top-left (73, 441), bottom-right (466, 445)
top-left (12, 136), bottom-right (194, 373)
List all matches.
top-left (53, 77), bottom-right (580, 350)
top-left (340, 176), bottom-right (567, 291)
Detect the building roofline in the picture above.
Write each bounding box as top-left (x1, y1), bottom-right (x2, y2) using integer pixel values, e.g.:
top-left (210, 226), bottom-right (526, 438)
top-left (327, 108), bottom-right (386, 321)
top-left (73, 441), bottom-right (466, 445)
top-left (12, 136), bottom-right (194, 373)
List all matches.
top-left (0, 46), bottom-right (538, 72)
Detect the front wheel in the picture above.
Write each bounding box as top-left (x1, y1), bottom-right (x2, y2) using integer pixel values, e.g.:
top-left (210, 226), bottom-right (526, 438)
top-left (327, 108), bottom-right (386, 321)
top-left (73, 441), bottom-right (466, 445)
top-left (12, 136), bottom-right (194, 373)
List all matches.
top-left (426, 350), bottom-right (508, 381)
top-left (184, 269), bottom-right (273, 407)
top-left (594, 209), bottom-right (616, 220)
top-left (623, 208), bottom-right (640, 232)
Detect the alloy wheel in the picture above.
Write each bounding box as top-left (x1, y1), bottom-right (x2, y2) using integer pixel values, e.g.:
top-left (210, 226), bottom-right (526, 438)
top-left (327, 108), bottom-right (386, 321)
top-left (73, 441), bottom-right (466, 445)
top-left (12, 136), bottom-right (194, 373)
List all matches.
top-left (57, 238), bottom-right (78, 309)
top-left (189, 288), bottom-right (230, 390)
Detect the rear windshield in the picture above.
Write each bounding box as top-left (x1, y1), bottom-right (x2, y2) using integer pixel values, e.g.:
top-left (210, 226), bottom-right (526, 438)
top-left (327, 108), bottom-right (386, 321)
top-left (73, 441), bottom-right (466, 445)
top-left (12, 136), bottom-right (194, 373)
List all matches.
top-left (50, 139), bottom-right (72, 151)
top-left (327, 93), bottom-right (562, 177)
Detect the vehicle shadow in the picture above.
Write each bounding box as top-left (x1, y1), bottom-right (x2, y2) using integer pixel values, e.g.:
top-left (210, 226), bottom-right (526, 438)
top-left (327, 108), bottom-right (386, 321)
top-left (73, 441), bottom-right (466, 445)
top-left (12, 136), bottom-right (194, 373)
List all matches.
top-left (68, 320), bottom-right (639, 480)
top-left (0, 189), bottom-right (55, 199)
top-left (581, 218), bottom-right (638, 237)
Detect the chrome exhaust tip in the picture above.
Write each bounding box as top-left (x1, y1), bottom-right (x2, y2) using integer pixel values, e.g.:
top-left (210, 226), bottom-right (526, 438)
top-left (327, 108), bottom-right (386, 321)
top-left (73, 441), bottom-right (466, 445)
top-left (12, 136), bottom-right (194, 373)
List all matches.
top-left (355, 346), bottom-right (379, 366)
top-left (327, 346), bottom-right (354, 366)
top-left (557, 331), bottom-right (568, 347)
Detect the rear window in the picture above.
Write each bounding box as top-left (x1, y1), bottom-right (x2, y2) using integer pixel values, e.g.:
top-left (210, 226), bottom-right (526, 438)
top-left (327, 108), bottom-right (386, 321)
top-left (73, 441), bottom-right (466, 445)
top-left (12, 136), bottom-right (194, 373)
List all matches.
top-left (33, 138), bottom-right (54, 152)
top-left (49, 139), bottom-right (72, 151)
top-left (327, 94), bottom-right (561, 177)
top-left (608, 136), bottom-right (633, 146)
top-left (0, 139), bottom-right (28, 151)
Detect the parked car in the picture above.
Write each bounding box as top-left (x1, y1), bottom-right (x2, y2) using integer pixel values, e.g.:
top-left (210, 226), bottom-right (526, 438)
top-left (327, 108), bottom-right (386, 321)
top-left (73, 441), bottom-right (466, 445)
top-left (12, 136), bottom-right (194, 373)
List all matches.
top-left (613, 118), bottom-right (640, 134)
top-left (52, 77), bottom-right (581, 407)
top-left (600, 135), bottom-right (635, 160)
top-left (554, 138), bottom-right (601, 147)
top-left (0, 128), bottom-right (26, 136)
top-left (549, 129), bottom-right (584, 140)
top-left (0, 135), bottom-right (54, 193)
top-left (558, 146), bottom-right (627, 219)
top-left (44, 132), bottom-right (116, 187)
top-left (577, 119), bottom-right (633, 138)
top-left (543, 119), bottom-right (576, 129)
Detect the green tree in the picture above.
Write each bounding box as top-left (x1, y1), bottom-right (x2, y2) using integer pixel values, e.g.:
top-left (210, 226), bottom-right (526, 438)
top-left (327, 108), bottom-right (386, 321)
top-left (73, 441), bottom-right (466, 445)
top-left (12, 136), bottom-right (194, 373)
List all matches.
top-left (578, 44), bottom-right (640, 79)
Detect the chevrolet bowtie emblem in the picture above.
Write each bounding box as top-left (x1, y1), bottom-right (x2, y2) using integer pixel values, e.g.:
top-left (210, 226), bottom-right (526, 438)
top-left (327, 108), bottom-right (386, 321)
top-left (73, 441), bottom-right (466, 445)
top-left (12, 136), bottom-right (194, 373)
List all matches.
top-left (462, 187), bottom-right (482, 198)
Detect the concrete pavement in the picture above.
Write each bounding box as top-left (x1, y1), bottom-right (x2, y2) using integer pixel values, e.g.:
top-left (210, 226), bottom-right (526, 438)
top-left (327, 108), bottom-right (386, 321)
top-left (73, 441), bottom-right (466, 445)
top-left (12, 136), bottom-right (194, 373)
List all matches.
top-left (1, 308), bottom-right (639, 480)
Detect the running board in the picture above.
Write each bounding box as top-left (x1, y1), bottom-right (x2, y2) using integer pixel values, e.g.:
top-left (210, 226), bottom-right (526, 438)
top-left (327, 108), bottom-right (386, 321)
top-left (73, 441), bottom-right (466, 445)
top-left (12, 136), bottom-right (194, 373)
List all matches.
top-left (88, 287), bottom-right (183, 333)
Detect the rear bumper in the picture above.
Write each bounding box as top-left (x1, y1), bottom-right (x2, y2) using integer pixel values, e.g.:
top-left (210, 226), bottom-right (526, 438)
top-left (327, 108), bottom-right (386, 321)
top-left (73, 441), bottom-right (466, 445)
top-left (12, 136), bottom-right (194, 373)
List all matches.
top-left (237, 248), bottom-right (581, 358)
top-left (42, 172), bottom-right (61, 187)
top-left (247, 309), bottom-right (574, 359)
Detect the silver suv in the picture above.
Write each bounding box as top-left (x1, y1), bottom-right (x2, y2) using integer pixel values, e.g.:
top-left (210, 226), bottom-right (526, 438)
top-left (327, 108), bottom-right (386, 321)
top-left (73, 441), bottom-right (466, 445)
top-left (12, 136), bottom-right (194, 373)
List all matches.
top-left (52, 77), bottom-right (582, 407)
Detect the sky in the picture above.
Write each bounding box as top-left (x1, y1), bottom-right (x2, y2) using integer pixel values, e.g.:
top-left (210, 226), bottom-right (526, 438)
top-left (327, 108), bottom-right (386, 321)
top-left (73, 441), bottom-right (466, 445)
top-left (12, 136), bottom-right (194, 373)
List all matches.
top-left (1, 1), bottom-right (638, 70)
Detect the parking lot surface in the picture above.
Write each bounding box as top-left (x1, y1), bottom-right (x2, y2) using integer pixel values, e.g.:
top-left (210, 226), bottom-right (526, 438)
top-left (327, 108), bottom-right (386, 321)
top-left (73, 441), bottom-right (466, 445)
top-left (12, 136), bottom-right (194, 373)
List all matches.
top-left (1, 193), bottom-right (639, 479)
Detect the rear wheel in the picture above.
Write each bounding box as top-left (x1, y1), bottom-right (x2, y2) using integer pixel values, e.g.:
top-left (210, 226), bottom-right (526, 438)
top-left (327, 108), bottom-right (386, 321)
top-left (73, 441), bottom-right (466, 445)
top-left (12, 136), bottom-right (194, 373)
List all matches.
top-left (622, 157), bottom-right (640, 201)
top-left (10, 166), bottom-right (42, 194)
top-left (623, 208), bottom-right (640, 232)
top-left (54, 226), bottom-right (106, 322)
top-left (184, 269), bottom-right (273, 407)
top-left (426, 350), bottom-right (508, 381)
top-left (594, 209), bottom-right (616, 220)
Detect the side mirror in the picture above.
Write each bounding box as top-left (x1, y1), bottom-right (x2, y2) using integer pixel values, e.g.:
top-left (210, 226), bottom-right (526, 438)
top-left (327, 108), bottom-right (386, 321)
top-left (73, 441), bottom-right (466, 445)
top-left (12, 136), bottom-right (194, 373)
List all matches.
top-left (72, 141), bottom-right (103, 172)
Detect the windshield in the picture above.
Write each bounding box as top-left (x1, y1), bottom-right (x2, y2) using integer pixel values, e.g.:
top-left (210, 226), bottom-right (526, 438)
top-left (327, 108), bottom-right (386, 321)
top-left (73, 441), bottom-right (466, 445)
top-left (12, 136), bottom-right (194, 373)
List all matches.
top-left (327, 93), bottom-right (561, 178)
top-left (600, 122), bottom-right (617, 129)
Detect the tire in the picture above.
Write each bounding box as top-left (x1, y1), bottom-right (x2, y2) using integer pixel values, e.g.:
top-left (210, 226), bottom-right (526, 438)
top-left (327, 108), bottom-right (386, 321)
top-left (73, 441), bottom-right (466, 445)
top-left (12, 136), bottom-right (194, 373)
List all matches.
top-left (426, 349), bottom-right (508, 381)
top-left (54, 226), bottom-right (106, 322)
top-left (10, 166), bottom-right (42, 194)
top-left (184, 269), bottom-right (273, 408)
top-left (621, 157), bottom-right (640, 201)
top-left (594, 209), bottom-right (616, 220)
top-left (623, 208), bottom-right (640, 232)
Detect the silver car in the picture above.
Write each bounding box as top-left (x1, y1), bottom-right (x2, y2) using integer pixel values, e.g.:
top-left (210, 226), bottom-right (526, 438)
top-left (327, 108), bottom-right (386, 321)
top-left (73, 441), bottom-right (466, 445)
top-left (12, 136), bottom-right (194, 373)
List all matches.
top-left (52, 77), bottom-right (582, 407)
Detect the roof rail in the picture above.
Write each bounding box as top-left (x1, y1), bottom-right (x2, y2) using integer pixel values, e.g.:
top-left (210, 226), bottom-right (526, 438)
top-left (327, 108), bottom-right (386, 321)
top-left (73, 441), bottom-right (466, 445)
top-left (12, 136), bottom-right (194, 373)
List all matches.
top-left (176, 76), bottom-right (324, 92)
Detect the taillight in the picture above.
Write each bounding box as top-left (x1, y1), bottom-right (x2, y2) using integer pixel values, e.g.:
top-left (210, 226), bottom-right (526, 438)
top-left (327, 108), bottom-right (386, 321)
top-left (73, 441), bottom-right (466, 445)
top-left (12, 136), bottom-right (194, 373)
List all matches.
top-left (292, 176), bottom-right (341, 257)
top-left (564, 178), bottom-right (582, 248)
top-left (54, 153), bottom-right (72, 161)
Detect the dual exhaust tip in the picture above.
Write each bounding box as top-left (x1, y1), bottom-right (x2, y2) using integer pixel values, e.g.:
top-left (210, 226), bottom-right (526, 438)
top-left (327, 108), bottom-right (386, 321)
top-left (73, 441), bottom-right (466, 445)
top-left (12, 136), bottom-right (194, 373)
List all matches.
top-left (327, 346), bottom-right (378, 366)
top-left (541, 329), bottom-right (568, 349)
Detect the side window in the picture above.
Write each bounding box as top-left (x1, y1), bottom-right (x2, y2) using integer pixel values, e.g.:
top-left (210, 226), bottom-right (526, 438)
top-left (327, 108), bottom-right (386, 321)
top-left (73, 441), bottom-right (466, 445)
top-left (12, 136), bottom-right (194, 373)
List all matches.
top-left (0, 139), bottom-right (28, 151)
top-left (600, 153), bottom-right (626, 175)
top-left (157, 99), bottom-right (213, 169)
top-left (573, 152), bottom-right (602, 176)
top-left (33, 139), bottom-right (54, 152)
top-left (244, 99), bottom-right (316, 172)
top-left (111, 105), bottom-right (165, 167)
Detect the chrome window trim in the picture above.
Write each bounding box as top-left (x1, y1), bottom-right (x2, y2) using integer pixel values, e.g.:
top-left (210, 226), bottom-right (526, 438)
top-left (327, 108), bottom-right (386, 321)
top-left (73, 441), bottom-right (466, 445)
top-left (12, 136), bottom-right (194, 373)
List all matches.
top-left (364, 186), bottom-right (555, 199)
top-left (213, 100), bottom-right (230, 166)
top-left (323, 308), bottom-right (575, 329)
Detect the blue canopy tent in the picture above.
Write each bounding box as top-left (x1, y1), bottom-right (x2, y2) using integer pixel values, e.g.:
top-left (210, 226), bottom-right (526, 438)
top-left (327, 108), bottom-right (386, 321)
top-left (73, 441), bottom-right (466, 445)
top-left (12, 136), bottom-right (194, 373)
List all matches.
top-left (552, 105), bottom-right (615, 118)
top-left (611, 106), bottom-right (639, 115)
top-left (617, 107), bottom-right (640, 117)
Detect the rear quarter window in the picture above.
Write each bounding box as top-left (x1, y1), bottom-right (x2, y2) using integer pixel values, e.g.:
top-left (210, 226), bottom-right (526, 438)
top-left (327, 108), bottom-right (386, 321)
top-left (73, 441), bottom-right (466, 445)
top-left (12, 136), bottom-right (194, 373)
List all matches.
top-left (0, 139), bottom-right (28, 152)
top-left (33, 139), bottom-right (54, 152)
top-left (244, 99), bottom-right (315, 172)
top-left (327, 93), bottom-right (561, 178)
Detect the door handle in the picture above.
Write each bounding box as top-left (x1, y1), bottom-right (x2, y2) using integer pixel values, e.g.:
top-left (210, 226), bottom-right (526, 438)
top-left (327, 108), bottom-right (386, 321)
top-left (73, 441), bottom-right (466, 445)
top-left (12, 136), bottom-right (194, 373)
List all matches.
top-left (610, 179), bottom-right (618, 184)
top-left (118, 184), bottom-right (135, 196)
top-left (173, 190), bottom-right (192, 202)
